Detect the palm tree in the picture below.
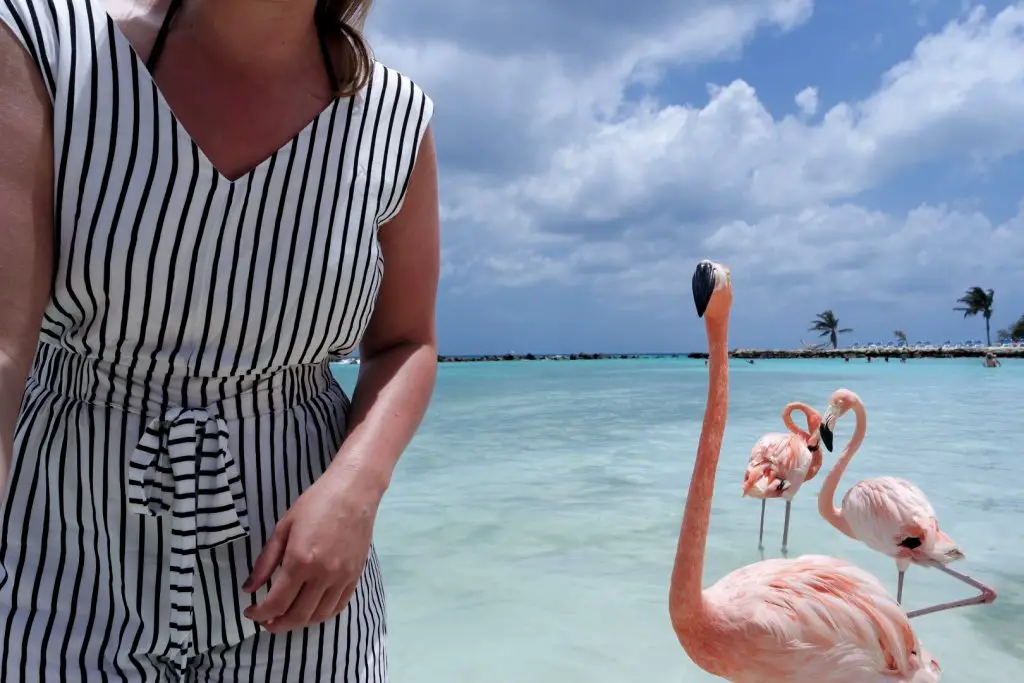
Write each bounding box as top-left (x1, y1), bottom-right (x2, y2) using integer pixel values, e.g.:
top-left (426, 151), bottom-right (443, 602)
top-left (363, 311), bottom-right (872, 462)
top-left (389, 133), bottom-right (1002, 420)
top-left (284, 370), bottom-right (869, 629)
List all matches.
top-left (954, 287), bottom-right (995, 345)
top-left (996, 314), bottom-right (1024, 342)
top-left (893, 329), bottom-right (907, 344)
top-left (809, 310), bottom-right (852, 349)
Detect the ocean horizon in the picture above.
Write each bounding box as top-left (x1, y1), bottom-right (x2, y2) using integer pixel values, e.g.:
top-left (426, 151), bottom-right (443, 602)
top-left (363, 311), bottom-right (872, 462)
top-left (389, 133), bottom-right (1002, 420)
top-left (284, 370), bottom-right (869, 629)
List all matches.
top-left (332, 356), bottom-right (1021, 682)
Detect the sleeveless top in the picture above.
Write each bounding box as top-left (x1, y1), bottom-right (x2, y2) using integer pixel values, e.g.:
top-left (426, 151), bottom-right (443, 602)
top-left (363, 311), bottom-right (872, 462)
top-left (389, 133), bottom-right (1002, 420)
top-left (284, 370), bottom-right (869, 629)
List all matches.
top-left (0, 0), bottom-right (434, 385)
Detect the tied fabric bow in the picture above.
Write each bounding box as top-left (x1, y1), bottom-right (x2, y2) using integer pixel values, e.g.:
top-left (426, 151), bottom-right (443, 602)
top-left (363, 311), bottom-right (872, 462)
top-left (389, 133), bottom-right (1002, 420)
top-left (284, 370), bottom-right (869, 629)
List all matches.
top-left (127, 407), bottom-right (250, 550)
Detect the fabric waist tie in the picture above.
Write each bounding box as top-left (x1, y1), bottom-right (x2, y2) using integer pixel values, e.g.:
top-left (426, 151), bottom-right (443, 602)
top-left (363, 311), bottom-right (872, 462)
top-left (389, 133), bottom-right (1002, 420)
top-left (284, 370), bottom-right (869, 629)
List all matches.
top-left (28, 342), bottom-right (344, 655)
top-left (30, 343), bottom-right (341, 547)
top-left (127, 407), bottom-right (250, 652)
top-left (127, 407), bottom-right (250, 549)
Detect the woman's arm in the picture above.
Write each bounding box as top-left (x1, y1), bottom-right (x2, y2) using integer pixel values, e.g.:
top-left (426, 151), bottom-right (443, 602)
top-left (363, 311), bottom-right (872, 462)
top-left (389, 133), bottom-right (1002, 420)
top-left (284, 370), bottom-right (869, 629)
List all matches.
top-left (242, 126), bottom-right (439, 629)
top-left (323, 126), bottom-right (440, 499)
top-left (0, 25), bottom-right (55, 489)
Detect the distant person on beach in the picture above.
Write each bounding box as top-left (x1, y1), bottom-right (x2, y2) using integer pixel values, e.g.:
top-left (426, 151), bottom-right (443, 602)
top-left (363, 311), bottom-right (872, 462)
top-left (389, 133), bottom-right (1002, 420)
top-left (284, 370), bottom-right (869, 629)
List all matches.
top-left (983, 353), bottom-right (1001, 367)
top-left (0, 0), bottom-right (438, 680)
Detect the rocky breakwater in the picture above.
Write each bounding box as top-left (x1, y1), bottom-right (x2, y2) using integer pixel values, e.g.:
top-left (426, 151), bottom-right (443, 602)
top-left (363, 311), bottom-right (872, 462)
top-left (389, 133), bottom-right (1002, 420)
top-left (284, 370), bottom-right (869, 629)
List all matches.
top-left (436, 352), bottom-right (674, 363)
top-left (686, 347), bottom-right (1024, 360)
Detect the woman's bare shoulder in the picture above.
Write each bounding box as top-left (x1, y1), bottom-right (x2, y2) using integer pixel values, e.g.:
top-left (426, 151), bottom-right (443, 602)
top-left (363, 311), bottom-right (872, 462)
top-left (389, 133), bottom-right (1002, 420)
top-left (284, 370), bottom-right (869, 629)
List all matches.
top-left (101, 0), bottom-right (163, 23)
top-left (102, 0), bottom-right (165, 53)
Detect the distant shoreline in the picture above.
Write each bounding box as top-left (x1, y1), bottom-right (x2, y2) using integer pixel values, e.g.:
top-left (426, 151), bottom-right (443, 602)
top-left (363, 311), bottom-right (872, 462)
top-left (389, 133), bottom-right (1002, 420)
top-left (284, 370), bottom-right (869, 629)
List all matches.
top-left (689, 347), bottom-right (1023, 360)
top-left (427, 347), bottom-right (1023, 363)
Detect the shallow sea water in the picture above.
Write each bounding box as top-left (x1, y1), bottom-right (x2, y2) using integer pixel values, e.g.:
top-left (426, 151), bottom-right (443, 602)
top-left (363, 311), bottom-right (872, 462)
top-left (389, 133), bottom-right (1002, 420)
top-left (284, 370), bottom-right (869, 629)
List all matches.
top-left (333, 357), bottom-right (1023, 682)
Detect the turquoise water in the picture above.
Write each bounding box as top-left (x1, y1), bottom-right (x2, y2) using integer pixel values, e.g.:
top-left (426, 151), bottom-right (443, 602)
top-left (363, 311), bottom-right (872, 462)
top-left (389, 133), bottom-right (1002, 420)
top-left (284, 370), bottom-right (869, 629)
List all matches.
top-left (332, 357), bottom-right (1022, 682)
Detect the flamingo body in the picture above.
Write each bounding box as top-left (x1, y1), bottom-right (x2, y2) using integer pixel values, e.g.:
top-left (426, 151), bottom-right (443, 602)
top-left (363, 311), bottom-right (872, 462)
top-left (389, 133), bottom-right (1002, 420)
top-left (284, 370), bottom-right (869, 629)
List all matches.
top-left (817, 388), bottom-right (995, 616)
top-left (672, 262), bottom-right (942, 682)
top-left (698, 554), bottom-right (941, 682)
top-left (742, 432), bottom-right (817, 500)
top-left (840, 476), bottom-right (963, 573)
top-left (743, 405), bottom-right (822, 552)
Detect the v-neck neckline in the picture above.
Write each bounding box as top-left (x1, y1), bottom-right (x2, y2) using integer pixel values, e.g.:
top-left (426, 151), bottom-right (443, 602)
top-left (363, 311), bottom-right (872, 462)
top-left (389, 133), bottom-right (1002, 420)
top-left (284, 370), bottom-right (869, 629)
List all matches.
top-left (101, 4), bottom-right (344, 185)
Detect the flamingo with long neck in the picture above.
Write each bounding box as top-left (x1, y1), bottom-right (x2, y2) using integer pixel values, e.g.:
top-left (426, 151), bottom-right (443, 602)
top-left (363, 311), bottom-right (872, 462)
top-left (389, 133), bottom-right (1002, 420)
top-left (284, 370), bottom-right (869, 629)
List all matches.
top-left (669, 260), bottom-right (941, 682)
top-left (742, 402), bottom-right (823, 553)
top-left (817, 389), bottom-right (997, 618)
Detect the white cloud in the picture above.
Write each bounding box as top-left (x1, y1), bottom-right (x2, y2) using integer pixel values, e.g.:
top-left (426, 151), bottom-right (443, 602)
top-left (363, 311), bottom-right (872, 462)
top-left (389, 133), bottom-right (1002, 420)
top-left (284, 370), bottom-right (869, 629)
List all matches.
top-left (371, 1), bottom-right (1024, 315)
top-left (368, 0), bottom-right (815, 178)
top-left (795, 86), bottom-right (819, 116)
top-left (703, 202), bottom-right (1024, 308)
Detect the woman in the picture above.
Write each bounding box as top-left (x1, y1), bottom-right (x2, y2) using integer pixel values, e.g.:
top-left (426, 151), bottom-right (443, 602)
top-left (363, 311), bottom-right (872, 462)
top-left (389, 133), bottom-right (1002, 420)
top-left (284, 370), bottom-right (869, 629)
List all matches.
top-left (0, 0), bottom-right (437, 680)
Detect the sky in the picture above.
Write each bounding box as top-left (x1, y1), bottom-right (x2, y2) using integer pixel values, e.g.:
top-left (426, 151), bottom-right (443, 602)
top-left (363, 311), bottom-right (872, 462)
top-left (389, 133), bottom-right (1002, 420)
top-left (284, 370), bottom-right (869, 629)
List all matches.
top-left (365, 0), bottom-right (1024, 355)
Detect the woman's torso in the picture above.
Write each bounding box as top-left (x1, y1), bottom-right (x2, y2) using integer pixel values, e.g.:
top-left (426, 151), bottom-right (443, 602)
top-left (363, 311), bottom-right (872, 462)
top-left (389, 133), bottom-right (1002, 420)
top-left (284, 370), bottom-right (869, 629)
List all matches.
top-left (26, 0), bottom-right (431, 387)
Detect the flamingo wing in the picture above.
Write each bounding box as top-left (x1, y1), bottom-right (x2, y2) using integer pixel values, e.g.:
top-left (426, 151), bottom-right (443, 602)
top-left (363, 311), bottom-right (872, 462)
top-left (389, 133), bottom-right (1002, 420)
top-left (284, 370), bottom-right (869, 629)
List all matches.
top-left (842, 477), bottom-right (962, 567)
top-left (742, 433), bottom-right (813, 500)
top-left (705, 555), bottom-right (941, 682)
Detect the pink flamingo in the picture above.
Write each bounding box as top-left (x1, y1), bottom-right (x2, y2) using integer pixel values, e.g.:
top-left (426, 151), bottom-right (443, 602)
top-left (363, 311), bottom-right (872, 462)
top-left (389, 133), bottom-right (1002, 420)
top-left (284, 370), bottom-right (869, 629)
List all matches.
top-left (670, 260), bottom-right (941, 682)
top-left (742, 403), bottom-right (823, 553)
top-left (817, 389), bottom-right (997, 618)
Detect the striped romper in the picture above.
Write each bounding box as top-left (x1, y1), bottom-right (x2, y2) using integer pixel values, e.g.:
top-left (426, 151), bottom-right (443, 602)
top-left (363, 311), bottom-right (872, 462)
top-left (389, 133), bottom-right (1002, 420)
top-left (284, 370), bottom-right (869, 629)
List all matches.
top-left (0, 0), bottom-right (433, 680)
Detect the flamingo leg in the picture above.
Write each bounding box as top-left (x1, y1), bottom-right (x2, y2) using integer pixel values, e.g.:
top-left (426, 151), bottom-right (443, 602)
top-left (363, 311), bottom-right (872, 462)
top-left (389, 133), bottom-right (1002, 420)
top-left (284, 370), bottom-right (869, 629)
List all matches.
top-left (905, 562), bottom-right (998, 619)
top-left (896, 571), bottom-right (905, 604)
top-left (780, 500), bottom-right (791, 555)
top-left (757, 499), bottom-right (766, 551)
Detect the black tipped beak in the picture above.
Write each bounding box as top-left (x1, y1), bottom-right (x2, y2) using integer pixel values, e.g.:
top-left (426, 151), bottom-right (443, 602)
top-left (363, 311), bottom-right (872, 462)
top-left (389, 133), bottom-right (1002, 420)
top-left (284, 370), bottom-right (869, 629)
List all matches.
top-left (819, 424), bottom-right (834, 452)
top-left (692, 261), bottom-right (716, 318)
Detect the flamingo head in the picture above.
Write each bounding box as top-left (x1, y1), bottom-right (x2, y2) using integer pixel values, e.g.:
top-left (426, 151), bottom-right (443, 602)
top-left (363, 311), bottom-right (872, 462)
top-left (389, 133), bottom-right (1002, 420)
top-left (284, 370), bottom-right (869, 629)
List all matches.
top-left (805, 410), bottom-right (823, 450)
top-left (691, 260), bottom-right (732, 320)
top-left (819, 387), bottom-right (861, 452)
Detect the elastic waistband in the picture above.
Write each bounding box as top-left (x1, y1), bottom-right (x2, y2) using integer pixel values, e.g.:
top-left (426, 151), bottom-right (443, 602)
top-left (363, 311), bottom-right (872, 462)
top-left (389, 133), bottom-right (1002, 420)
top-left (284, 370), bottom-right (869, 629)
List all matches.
top-left (29, 343), bottom-right (341, 421)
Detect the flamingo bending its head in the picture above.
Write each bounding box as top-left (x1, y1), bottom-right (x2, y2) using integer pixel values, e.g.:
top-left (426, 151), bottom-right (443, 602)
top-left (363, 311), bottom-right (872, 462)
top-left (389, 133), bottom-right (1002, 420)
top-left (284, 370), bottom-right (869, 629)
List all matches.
top-left (670, 260), bottom-right (941, 682)
top-left (742, 403), bottom-right (823, 554)
top-left (817, 388), bottom-right (997, 618)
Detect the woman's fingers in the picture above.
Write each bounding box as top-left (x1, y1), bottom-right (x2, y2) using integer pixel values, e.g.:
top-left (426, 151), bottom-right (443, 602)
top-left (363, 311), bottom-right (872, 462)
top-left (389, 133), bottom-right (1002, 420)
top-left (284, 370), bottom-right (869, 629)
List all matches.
top-left (262, 582), bottom-right (330, 634)
top-left (244, 565), bottom-right (303, 624)
top-left (310, 581), bottom-right (358, 625)
top-left (244, 517), bottom-right (292, 592)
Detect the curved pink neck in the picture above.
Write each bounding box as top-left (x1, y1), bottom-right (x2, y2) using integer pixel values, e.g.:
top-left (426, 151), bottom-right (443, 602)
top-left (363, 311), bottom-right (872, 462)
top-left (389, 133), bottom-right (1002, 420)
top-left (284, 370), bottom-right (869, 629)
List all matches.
top-left (785, 402), bottom-right (822, 479)
top-left (670, 315), bottom-right (728, 633)
top-left (816, 399), bottom-right (866, 538)
top-left (782, 403), bottom-right (813, 440)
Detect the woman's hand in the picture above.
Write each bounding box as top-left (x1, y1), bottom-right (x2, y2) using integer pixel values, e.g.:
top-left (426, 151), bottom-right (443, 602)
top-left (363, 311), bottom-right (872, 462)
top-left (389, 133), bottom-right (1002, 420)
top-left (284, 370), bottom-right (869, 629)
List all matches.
top-left (242, 469), bottom-right (380, 633)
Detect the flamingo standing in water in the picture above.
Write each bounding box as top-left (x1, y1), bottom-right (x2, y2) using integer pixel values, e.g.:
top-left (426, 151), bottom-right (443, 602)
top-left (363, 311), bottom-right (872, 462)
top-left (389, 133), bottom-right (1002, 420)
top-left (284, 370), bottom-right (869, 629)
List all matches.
top-left (817, 389), bottom-right (997, 618)
top-left (742, 403), bottom-right (823, 553)
top-left (669, 260), bottom-right (941, 682)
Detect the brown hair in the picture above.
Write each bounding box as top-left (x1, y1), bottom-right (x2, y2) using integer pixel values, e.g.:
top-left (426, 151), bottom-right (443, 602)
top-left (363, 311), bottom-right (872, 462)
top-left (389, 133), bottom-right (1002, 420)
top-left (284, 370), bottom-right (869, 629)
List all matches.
top-left (319, 0), bottom-right (375, 98)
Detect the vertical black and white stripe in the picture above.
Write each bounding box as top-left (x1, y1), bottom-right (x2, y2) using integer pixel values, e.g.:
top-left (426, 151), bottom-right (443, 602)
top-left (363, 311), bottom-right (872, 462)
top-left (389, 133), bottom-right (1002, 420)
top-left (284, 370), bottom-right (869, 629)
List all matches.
top-left (0, 0), bottom-right (433, 680)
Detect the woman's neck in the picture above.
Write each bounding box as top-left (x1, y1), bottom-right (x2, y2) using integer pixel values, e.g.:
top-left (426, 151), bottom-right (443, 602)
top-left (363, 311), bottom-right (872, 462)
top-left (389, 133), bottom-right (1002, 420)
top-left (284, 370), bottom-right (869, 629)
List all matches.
top-left (177, 0), bottom-right (321, 68)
